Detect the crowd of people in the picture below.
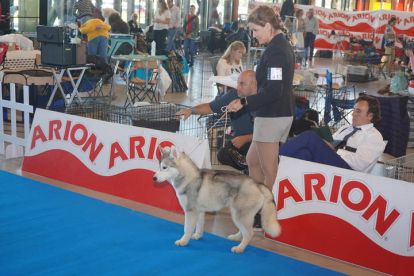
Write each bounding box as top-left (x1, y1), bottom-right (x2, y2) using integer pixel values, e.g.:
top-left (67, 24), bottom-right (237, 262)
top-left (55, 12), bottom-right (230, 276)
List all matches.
top-left (174, 5), bottom-right (386, 230)
top-left (74, 1), bottom-right (387, 185)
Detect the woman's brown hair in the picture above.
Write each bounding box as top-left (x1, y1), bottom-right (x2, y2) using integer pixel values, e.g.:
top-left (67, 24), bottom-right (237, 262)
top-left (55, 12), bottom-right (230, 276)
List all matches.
top-left (247, 5), bottom-right (284, 31)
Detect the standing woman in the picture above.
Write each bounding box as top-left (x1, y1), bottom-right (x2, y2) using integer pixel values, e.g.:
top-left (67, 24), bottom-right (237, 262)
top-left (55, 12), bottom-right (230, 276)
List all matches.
top-left (227, 5), bottom-right (295, 190)
top-left (295, 9), bottom-right (305, 48)
top-left (384, 17), bottom-right (398, 74)
top-left (153, 0), bottom-right (171, 51)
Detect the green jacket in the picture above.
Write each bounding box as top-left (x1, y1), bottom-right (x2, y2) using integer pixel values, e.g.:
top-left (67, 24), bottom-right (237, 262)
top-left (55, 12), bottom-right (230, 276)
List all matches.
top-left (183, 14), bottom-right (199, 40)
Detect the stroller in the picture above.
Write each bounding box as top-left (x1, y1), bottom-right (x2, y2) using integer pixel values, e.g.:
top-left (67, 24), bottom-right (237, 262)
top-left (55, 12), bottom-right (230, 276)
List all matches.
top-left (165, 50), bottom-right (188, 92)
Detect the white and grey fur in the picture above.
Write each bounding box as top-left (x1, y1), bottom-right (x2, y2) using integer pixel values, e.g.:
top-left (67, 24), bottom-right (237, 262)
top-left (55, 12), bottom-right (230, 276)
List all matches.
top-left (153, 146), bottom-right (281, 253)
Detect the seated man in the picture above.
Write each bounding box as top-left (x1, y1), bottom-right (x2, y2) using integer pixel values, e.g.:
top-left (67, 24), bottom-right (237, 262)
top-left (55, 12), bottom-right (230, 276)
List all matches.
top-left (279, 95), bottom-right (386, 173)
top-left (176, 70), bottom-right (257, 171)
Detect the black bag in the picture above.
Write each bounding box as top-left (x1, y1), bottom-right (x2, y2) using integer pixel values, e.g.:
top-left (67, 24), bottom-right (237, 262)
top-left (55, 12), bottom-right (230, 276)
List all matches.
top-left (85, 55), bottom-right (113, 79)
top-left (319, 50), bottom-right (333, 58)
top-left (385, 41), bottom-right (395, 48)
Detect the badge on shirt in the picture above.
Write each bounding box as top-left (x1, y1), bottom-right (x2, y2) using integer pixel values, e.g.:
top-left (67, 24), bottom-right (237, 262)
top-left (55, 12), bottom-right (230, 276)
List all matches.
top-left (268, 68), bottom-right (283, 80)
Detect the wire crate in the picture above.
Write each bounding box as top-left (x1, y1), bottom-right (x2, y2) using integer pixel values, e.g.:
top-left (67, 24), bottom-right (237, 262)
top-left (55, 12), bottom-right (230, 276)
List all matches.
top-left (384, 153), bottom-right (414, 183)
top-left (48, 102), bottom-right (230, 165)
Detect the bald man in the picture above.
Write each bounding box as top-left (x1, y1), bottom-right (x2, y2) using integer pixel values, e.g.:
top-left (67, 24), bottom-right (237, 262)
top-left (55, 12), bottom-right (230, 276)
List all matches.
top-left (177, 70), bottom-right (257, 171)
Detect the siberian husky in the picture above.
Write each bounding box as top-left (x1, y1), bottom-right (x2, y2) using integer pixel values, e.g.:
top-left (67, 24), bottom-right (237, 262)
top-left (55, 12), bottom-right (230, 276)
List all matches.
top-left (153, 146), bottom-right (281, 253)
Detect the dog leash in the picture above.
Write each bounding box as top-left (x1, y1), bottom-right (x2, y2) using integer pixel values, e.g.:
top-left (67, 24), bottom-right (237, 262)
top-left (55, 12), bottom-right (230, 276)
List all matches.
top-left (186, 107), bottom-right (230, 156)
top-left (206, 106), bottom-right (230, 149)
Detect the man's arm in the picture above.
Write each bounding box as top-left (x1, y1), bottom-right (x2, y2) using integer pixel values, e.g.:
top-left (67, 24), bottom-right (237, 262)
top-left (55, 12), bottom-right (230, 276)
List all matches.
top-left (231, 134), bottom-right (253, 149)
top-left (313, 18), bottom-right (319, 35)
top-left (176, 103), bottom-right (213, 121)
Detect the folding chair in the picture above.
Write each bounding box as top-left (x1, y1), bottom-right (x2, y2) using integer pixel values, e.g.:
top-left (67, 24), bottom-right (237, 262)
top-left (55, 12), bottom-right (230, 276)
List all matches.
top-left (319, 63), bottom-right (348, 89)
top-left (323, 70), bottom-right (357, 130)
top-left (363, 46), bottom-right (387, 80)
top-left (210, 55), bottom-right (226, 95)
top-left (119, 59), bottom-right (160, 106)
top-left (76, 56), bottom-right (114, 103)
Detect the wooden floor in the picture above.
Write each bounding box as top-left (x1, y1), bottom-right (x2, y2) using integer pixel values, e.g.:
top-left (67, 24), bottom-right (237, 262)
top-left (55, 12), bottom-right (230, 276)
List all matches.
top-left (0, 54), bottom-right (393, 275)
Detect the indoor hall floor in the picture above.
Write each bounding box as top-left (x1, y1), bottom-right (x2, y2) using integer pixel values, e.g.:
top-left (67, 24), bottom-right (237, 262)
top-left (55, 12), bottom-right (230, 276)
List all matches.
top-left (0, 54), bottom-right (397, 275)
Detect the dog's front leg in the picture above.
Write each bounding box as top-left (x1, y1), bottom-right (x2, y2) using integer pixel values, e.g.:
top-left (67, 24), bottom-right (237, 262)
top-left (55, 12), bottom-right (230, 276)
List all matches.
top-left (192, 211), bottom-right (205, 240)
top-left (175, 210), bottom-right (198, 246)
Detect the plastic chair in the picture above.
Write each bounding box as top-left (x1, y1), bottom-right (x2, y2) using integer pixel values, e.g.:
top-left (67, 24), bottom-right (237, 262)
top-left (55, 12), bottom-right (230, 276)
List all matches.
top-left (210, 55), bottom-right (226, 95)
top-left (210, 55), bottom-right (221, 77)
top-left (323, 70), bottom-right (357, 129)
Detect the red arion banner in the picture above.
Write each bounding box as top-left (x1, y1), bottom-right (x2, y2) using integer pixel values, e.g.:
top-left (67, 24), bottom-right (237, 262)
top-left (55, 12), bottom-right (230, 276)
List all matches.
top-left (270, 157), bottom-right (414, 276)
top-left (249, 2), bottom-right (414, 50)
top-left (22, 109), bottom-right (211, 214)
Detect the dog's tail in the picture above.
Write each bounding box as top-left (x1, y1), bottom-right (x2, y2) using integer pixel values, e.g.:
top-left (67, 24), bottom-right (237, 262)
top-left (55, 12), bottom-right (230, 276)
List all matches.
top-left (260, 187), bottom-right (282, 238)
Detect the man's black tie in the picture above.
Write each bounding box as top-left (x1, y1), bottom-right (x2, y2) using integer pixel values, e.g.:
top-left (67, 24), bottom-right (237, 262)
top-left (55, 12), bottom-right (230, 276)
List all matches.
top-left (335, 126), bottom-right (361, 150)
top-left (343, 126), bottom-right (361, 143)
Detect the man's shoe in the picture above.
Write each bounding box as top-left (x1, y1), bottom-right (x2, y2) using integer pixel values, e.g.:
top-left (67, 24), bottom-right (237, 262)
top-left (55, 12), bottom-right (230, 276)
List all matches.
top-left (253, 213), bottom-right (262, 231)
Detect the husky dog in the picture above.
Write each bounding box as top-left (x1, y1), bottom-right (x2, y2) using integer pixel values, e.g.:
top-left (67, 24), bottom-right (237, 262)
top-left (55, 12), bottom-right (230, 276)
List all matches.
top-left (153, 146), bottom-right (281, 253)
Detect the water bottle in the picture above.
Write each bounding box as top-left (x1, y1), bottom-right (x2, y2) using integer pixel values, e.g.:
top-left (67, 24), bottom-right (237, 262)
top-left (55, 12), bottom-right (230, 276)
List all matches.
top-left (151, 41), bottom-right (156, 56)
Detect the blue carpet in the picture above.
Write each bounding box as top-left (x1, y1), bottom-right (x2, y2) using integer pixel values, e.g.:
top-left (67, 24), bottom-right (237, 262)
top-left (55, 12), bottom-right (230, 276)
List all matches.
top-left (0, 170), bottom-right (345, 276)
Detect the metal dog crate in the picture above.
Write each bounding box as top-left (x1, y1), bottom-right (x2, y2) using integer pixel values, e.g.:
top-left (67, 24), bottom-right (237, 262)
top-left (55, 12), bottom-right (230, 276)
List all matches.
top-left (48, 102), bottom-right (231, 165)
top-left (384, 153), bottom-right (414, 183)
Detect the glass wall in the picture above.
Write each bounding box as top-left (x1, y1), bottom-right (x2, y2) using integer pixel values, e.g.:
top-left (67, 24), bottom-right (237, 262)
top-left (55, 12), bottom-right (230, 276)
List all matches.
top-left (10, 0), bottom-right (39, 32)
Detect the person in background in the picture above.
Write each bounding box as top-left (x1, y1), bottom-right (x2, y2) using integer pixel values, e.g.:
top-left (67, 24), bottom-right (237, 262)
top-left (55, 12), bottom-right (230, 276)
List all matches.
top-left (176, 70), bottom-right (257, 171)
top-left (73, 0), bottom-right (95, 25)
top-left (283, 10), bottom-right (296, 36)
top-left (128, 13), bottom-right (143, 34)
top-left (79, 18), bottom-right (111, 60)
top-left (217, 41), bottom-right (246, 77)
top-left (303, 8), bottom-right (318, 62)
top-left (384, 17), bottom-right (398, 74)
top-left (295, 9), bottom-right (305, 49)
top-left (279, 95), bottom-right (385, 173)
top-left (183, 5), bottom-right (199, 67)
top-left (129, 13), bottom-right (145, 53)
top-left (166, 0), bottom-right (181, 52)
top-left (153, 0), bottom-right (171, 51)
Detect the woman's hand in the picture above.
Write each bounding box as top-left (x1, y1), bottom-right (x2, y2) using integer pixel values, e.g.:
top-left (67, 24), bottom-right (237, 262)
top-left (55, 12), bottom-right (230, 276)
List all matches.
top-left (226, 99), bottom-right (242, 113)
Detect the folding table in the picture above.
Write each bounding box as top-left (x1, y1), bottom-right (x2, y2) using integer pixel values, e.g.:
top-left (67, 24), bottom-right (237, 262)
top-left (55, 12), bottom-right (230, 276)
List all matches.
top-left (41, 64), bottom-right (89, 108)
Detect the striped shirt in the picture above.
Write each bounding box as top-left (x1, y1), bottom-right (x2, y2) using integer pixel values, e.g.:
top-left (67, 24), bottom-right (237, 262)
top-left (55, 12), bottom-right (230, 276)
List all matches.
top-left (73, 0), bottom-right (95, 18)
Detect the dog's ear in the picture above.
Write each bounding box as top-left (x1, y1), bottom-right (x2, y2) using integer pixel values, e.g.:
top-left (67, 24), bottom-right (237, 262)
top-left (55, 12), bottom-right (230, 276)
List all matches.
top-left (159, 146), bottom-right (170, 156)
top-left (169, 146), bottom-right (181, 160)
